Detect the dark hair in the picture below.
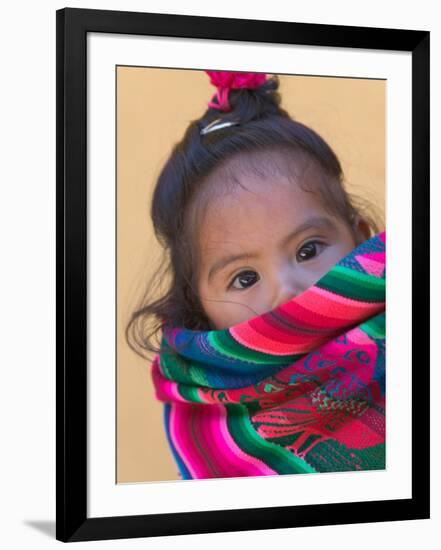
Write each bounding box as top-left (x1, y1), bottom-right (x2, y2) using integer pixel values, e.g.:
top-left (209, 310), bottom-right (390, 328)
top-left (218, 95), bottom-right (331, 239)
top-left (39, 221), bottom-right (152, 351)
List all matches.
top-left (125, 74), bottom-right (383, 360)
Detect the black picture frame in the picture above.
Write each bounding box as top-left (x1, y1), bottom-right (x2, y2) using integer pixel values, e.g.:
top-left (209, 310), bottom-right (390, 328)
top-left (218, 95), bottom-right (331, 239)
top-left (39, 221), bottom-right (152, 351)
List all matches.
top-left (56, 7), bottom-right (430, 542)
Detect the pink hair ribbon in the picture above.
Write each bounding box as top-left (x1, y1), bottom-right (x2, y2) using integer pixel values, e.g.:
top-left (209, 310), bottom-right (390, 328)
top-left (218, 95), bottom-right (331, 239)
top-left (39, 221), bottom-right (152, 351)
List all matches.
top-left (205, 71), bottom-right (268, 112)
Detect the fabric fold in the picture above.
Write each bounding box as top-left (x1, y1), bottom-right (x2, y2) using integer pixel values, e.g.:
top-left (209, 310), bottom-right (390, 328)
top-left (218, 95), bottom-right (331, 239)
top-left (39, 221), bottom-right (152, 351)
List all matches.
top-left (151, 231), bottom-right (386, 479)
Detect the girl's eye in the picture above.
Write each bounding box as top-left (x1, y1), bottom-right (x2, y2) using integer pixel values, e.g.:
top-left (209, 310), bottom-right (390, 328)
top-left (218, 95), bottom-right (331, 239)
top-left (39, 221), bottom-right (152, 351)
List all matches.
top-left (229, 270), bottom-right (259, 290)
top-left (296, 241), bottom-right (326, 262)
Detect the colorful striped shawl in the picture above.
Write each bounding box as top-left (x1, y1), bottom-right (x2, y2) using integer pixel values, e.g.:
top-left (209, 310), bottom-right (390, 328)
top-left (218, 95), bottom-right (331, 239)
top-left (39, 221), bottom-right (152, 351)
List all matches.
top-left (151, 231), bottom-right (386, 480)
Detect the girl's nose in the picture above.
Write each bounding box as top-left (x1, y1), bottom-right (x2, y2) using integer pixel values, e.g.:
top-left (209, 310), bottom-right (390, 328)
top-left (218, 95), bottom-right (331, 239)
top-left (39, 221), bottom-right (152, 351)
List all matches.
top-left (272, 279), bottom-right (300, 310)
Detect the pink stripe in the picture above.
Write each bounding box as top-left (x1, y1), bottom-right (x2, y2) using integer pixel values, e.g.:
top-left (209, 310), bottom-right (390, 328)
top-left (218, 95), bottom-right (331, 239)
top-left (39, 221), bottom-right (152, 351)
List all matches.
top-left (190, 407), bottom-right (227, 477)
top-left (267, 305), bottom-right (341, 333)
top-left (159, 379), bottom-right (182, 402)
top-left (169, 404), bottom-right (203, 479)
top-left (213, 406), bottom-right (277, 476)
top-left (170, 404), bottom-right (278, 478)
top-left (236, 318), bottom-right (319, 343)
top-left (231, 325), bottom-right (327, 355)
top-left (288, 286), bottom-right (384, 320)
top-left (333, 417), bottom-right (384, 449)
top-left (245, 307), bottom-right (343, 344)
top-left (151, 358), bottom-right (189, 403)
top-left (199, 407), bottom-right (238, 477)
top-left (230, 288), bottom-right (383, 355)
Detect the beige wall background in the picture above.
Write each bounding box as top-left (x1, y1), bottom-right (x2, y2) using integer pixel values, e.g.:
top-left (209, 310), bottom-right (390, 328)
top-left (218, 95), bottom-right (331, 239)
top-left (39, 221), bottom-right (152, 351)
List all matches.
top-left (117, 67), bottom-right (385, 483)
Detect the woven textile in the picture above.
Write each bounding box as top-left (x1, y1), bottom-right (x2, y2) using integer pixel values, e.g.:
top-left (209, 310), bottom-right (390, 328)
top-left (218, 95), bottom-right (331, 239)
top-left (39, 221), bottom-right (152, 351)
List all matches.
top-left (151, 231), bottom-right (386, 479)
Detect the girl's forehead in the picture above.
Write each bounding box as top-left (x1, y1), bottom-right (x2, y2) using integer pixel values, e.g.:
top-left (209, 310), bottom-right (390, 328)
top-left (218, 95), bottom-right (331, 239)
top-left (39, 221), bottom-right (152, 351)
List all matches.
top-left (198, 178), bottom-right (328, 245)
top-left (208, 147), bottom-right (317, 189)
top-left (187, 150), bottom-right (332, 259)
top-left (190, 148), bottom-right (324, 217)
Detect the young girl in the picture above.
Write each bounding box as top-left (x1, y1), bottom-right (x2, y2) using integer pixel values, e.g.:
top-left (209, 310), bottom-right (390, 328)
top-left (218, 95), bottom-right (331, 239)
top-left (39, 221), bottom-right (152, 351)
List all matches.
top-left (126, 71), bottom-right (386, 480)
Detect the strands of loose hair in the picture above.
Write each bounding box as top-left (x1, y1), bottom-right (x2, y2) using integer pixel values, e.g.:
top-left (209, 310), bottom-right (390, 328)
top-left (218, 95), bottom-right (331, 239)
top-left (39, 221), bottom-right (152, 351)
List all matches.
top-left (125, 74), bottom-right (384, 360)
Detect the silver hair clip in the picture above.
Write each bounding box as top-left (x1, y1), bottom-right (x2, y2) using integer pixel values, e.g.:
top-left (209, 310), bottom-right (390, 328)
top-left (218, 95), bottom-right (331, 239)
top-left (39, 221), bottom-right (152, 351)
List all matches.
top-left (200, 118), bottom-right (239, 136)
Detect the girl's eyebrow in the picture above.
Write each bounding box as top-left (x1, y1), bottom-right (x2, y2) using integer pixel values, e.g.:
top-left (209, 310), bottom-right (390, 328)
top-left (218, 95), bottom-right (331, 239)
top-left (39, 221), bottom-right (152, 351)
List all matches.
top-left (208, 252), bottom-right (257, 282)
top-left (207, 216), bottom-right (337, 281)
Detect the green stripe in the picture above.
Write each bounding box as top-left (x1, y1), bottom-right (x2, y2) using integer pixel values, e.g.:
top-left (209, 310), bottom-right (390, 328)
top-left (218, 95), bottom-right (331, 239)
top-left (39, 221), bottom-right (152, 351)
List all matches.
top-left (318, 265), bottom-right (385, 302)
top-left (359, 312), bottom-right (386, 339)
top-left (226, 404), bottom-right (316, 474)
top-left (160, 353), bottom-right (209, 386)
top-left (305, 439), bottom-right (385, 472)
top-left (177, 384), bottom-right (204, 403)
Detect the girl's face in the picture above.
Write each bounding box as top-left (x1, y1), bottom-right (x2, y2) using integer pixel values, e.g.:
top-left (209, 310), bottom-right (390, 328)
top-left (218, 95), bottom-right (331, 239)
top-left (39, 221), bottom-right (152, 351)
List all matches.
top-left (196, 165), bottom-right (370, 331)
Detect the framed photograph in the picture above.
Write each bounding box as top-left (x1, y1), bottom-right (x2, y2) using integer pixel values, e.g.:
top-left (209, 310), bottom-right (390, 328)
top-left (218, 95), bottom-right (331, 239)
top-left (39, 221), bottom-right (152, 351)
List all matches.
top-left (56, 7), bottom-right (430, 542)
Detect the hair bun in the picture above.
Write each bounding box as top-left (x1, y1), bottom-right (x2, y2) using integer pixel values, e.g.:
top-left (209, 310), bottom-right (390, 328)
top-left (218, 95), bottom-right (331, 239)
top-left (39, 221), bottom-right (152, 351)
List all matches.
top-left (202, 71), bottom-right (287, 125)
top-left (205, 70), bottom-right (268, 112)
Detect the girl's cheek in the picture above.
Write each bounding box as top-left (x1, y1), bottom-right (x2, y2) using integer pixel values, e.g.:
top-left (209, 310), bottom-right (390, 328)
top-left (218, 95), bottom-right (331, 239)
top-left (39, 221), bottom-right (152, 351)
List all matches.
top-left (298, 257), bottom-right (330, 282)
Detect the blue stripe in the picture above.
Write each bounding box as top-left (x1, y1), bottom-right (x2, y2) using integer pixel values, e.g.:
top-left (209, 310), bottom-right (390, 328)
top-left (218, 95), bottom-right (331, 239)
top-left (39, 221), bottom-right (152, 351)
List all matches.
top-left (163, 403), bottom-right (192, 480)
